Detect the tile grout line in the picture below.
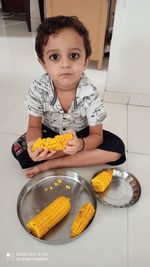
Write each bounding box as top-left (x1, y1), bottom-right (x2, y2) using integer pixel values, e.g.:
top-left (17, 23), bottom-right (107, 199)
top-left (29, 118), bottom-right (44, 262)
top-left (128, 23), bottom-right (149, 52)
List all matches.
top-left (104, 100), bottom-right (150, 108)
top-left (105, 90), bottom-right (150, 97)
top-left (0, 131), bottom-right (21, 136)
top-left (104, 91), bottom-right (150, 108)
top-left (127, 207), bottom-right (129, 267)
top-left (127, 103), bottom-right (129, 267)
top-left (127, 150), bottom-right (150, 156)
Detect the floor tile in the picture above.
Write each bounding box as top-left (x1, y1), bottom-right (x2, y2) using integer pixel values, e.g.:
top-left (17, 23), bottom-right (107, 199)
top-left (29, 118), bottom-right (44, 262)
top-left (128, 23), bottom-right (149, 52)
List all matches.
top-left (104, 91), bottom-right (130, 104)
top-left (127, 152), bottom-right (150, 267)
top-left (129, 93), bottom-right (150, 107)
top-left (128, 105), bottom-right (150, 154)
top-left (0, 99), bottom-right (28, 135)
top-left (103, 102), bottom-right (127, 148)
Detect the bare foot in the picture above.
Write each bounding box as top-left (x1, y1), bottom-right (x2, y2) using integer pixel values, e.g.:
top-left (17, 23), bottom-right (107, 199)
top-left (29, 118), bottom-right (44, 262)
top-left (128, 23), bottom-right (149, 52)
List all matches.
top-left (25, 165), bottom-right (41, 178)
top-left (25, 155), bottom-right (69, 178)
top-left (25, 160), bottom-right (55, 178)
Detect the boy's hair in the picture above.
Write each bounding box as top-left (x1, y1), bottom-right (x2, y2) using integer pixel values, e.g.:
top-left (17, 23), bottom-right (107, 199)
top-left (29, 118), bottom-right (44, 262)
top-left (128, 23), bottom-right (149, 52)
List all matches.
top-left (35, 16), bottom-right (92, 61)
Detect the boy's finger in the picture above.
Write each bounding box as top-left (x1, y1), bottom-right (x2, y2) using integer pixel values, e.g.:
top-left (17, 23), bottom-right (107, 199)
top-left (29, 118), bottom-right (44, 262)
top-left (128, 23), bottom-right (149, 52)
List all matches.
top-left (63, 146), bottom-right (74, 153)
top-left (34, 149), bottom-right (56, 161)
top-left (67, 139), bottom-right (75, 145)
top-left (33, 148), bottom-right (42, 157)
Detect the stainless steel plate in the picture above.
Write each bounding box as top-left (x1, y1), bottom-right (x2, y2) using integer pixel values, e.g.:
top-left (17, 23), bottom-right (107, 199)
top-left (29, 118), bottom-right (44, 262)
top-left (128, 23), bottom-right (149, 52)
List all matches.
top-left (91, 168), bottom-right (141, 208)
top-left (17, 170), bottom-right (97, 244)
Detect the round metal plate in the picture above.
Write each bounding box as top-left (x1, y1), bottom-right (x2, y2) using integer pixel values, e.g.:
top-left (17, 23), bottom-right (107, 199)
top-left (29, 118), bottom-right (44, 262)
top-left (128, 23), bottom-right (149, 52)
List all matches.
top-left (91, 168), bottom-right (141, 208)
top-left (17, 170), bottom-right (97, 244)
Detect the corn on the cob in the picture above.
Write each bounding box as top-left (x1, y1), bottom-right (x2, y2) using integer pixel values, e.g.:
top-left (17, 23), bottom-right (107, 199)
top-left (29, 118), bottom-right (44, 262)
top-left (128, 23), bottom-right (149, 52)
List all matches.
top-left (26, 196), bottom-right (71, 238)
top-left (31, 133), bottom-right (73, 152)
top-left (91, 169), bottom-right (113, 193)
top-left (70, 203), bottom-right (95, 237)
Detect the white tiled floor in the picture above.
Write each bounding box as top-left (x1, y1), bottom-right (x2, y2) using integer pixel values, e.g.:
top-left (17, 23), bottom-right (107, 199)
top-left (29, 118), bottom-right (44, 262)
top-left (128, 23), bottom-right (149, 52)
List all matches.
top-left (0, 16), bottom-right (150, 267)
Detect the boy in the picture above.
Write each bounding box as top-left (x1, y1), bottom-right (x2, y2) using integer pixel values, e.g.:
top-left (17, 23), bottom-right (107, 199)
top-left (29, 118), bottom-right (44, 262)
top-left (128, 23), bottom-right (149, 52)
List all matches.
top-left (12, 16), bottom-right (126, 178)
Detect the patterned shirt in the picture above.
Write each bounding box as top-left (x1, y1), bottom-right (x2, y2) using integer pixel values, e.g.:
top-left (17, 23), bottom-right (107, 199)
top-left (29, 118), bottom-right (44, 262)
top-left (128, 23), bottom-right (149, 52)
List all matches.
top-left (25, 73), bottom-right (107, 134)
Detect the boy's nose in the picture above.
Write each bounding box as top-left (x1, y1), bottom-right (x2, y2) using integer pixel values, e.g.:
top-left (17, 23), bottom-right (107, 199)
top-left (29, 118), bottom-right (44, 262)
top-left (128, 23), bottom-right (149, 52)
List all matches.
top-left (61, 57), bottom-right (71, 68)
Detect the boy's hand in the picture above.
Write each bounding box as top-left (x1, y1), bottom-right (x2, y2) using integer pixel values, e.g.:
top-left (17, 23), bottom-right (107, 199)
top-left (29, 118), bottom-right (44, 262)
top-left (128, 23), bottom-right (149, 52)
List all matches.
top-left (27, 140), bottom-right (56, 161)
top-left (63, 130), bottom-right (84, 155)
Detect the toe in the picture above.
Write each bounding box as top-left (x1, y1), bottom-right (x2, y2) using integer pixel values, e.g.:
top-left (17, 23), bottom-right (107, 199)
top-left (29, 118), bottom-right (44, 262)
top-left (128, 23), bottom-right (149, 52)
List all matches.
top-left (25, 166), bottom-right (40, 178)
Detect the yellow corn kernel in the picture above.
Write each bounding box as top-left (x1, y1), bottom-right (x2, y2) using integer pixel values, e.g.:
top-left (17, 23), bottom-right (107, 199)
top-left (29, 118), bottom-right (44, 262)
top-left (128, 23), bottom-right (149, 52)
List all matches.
top-left (31, 133), bottom-right (73, 152)
top-left (91, 169), bottom-right (113, 193)
top-left (56, 179), bottom-right (62, 184)
top-left (70, 203), bottom-right (95, 237)
top-left (65, 185), bottom-right (71, 190)
top-left (26, 196), bottom-right (71, 238)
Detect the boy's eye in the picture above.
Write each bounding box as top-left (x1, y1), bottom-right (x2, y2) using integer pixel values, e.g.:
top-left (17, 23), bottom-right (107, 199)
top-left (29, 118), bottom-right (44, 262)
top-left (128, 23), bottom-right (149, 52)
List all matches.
top-left (49, 54), bottom-right (59, 61)
top-left (70, 53), bottom-right (79, 60)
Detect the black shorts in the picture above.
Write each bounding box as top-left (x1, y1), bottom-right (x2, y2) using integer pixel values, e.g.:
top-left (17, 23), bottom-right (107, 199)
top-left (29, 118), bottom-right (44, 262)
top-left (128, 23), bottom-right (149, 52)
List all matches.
top-left (11, 125), bottom-right (126, 169)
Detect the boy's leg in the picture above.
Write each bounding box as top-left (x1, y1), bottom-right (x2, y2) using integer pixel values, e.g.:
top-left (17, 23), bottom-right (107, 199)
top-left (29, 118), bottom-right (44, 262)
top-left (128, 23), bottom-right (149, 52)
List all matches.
top-left (26, 130), bottom-right (126, 177)
top-left (11, 133), bottom-right (38, 169)
top-left (76, 128), bottom-right (126, 165)
top-left (98, 130), bottom-right (126, 165)
top-left (26, 149), bottom-right (121, 177)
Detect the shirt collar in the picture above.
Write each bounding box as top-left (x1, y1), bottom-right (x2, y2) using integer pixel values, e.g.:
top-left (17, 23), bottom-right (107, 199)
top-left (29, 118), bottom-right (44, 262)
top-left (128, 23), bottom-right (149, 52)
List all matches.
top-left (48, 76), bottom-right (57, 106)
top-left (44, 72), bottom-right (88, 108)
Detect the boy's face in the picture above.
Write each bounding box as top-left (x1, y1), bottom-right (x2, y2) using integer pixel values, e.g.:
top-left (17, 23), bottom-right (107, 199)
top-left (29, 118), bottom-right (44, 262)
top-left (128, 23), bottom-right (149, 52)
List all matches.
top-left (39, 27), bottom-right (88, 91)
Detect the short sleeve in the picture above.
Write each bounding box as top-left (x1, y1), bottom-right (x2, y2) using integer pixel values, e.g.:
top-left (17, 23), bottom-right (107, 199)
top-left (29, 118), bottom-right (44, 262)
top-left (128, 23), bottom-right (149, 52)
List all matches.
top-left (25, 80), bottom-right (43, 117)
top-left (86, 90), bottom-right (107, 126)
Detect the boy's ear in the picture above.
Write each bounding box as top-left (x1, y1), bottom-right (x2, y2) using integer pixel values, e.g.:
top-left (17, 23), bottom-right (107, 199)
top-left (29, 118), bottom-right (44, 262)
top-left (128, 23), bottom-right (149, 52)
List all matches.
top-left (38, 58), bottom-right (47, 71)
top-left (84, 57), bottom-right (89, 68)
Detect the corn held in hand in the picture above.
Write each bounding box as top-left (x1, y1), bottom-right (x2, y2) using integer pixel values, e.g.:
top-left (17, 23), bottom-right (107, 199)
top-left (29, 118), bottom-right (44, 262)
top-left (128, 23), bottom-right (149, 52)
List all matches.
top-left (31, 133), bottom-right (73, 152)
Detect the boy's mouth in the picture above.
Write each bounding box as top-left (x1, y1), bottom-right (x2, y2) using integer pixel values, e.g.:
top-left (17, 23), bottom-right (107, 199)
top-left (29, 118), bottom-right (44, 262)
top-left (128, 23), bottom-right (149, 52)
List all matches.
top-left (60, 73), bottom-right (72, 77)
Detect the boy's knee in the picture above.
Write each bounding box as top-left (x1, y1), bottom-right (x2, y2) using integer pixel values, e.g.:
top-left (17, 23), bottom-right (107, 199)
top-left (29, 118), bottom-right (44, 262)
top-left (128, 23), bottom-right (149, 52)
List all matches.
top-left (11, 142), bottom-right (23, 159)
top-left (11, 141), bottom-right (41, 169)
top-left (112, 152), bottom-right (122, 162)
top-left (108, 152), bottom-right (126, 166)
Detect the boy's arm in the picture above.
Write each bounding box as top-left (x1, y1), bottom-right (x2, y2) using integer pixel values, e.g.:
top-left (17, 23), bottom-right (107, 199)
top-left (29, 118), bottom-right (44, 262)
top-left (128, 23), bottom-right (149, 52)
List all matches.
top-left (26, 114), bottom-right (42, 143)
top-left (84, 124), bottom-right (103, 150)
top-left (26, 115), bottom-right (42, 160)
top-left (64, 125), bottom-right (103, 155)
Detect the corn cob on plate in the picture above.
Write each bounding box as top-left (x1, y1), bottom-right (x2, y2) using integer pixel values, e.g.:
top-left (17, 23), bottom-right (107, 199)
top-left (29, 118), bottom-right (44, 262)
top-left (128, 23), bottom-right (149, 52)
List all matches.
top-left (91, 168), bottom-right (141, 208)
top-left (91, 169), bottom-right (113, 193)
top-left (17, 170), bottom-right (97, 244)
top-left (26, 196), bottom-right (71, 238)
top-left (70, 202), bottom-right (96, 237)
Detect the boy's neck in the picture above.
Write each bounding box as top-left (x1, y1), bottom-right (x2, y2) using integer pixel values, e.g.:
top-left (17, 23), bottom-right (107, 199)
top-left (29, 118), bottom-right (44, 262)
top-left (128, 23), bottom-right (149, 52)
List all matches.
top-left (56, 87), bottom-right (77, 113)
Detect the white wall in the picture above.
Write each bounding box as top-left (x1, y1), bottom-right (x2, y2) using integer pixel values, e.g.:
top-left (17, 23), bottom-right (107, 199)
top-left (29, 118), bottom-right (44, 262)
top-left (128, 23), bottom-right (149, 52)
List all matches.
top-left (106, 0), bottom-right (150, 94)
